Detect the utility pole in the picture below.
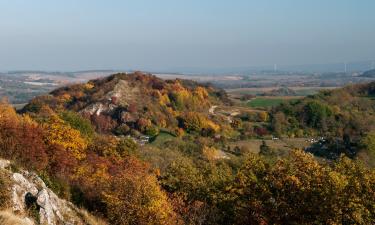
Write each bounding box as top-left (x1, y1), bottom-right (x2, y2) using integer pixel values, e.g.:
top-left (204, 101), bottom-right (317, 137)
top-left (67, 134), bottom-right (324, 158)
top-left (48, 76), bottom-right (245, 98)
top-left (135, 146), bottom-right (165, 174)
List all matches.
top-left (344, 62), bottom-right (347, 73)
top-left (274, 64), bottom-right (277, 72)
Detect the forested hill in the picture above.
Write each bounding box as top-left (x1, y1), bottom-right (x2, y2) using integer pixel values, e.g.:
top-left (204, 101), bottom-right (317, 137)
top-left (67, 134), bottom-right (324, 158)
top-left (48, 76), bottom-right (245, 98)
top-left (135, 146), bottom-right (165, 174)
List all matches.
top-left (0, 74), bottom-right (374, 224)
top-left (22, 72), bottom-right (231, 137)
top-left (270, 81), bottom-right (375, 163)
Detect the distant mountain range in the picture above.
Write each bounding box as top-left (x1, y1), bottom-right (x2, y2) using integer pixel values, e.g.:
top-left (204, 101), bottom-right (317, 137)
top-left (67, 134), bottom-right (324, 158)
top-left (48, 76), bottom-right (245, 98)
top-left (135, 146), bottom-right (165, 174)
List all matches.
top-left (3, 60), bottom-right (374, 76)
top-left (163, 61), bottom-right (375, 75)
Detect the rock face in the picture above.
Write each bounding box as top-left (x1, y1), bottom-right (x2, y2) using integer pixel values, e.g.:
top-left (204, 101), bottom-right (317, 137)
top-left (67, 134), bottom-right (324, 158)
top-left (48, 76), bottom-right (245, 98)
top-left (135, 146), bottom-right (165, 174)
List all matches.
top-left (0, 159), bottom-right (100, 225)
top-left (80, 79), bottom-right (140, 117)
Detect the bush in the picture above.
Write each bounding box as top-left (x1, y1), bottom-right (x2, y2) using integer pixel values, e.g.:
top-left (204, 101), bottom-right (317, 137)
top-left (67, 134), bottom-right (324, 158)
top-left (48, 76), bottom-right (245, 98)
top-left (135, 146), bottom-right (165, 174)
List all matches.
top-left (116, 138), bottom-right (139, 157)
top-left (114, 124), bottom-right (130, 136)
top-left (145, 126), bottom-right (160, 137)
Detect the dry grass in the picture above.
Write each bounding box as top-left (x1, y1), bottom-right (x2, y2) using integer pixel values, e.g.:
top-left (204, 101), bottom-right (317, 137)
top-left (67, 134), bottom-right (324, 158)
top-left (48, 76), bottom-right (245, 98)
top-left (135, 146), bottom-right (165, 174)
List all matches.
top-left (78, 208), bottom-right (108, 225)
top-left (0, 170), bottom-right (11, 210)
top-left (228, 138), bottom-right (311, 154)
top-left (0, 210), bottom-right (34, 225)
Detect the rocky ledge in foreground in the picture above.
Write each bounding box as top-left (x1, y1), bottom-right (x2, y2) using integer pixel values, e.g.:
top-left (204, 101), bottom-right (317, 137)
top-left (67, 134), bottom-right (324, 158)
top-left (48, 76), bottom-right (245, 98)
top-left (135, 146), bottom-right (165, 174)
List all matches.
top-left (0, 159), bottom-right (105, 225)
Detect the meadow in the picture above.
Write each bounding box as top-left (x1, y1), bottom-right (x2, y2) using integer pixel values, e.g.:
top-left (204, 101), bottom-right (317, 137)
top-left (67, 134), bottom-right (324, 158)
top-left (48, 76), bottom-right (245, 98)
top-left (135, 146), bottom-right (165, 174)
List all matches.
top-left (246, 96), bottom-right (301, 108)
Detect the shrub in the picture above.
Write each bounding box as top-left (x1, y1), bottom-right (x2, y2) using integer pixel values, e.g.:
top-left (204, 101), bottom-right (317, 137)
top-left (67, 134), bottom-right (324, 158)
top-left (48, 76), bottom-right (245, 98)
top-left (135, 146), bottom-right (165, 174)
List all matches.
top-left (116, 138), bottom-right (139, 157)
top-left (114, 124), bottom-right (131, 136)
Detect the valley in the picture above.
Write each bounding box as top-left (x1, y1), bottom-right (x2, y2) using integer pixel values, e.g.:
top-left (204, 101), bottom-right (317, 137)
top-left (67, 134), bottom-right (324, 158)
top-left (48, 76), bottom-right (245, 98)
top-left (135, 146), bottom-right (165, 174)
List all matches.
top-left (0, 71), bottom-right (375, 224)
top-left (2, 1), bottom-right (375, 224)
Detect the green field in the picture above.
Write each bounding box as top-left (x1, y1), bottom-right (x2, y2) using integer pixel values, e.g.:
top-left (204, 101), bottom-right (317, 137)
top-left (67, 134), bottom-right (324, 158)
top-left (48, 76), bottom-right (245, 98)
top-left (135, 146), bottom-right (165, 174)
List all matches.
top-left (247, 98), bottom-right (285, 108)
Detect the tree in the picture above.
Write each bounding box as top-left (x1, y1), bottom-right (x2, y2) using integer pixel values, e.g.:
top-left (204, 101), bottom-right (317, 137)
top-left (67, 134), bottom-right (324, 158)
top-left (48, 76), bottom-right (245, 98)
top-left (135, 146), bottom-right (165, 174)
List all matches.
top-left (116, 138), bottom-right (139, 157)
top-left (161, 158), bottom-right (205, 201)
top-left (230, 150), bottom-right (375, 224)
top-left (91, 114), bottom-right (117, 133)
top-left (60, 111), bottom-right (95, 140)
top-left (0, 102), bottom-right (48, 170)
top-left (271, 112), bottom-right (288, 136)
top-left (43, 115), bottom-right (87, 160)
top-left (231, 118), bottom-right (243, 129)
top-left (254, 126), bottom-right (268, 136)
top-left (114, 124), bottom-right (131, 136)
top-left (88, 135), bottom-right (119, 158)
top-left (258, 111), bottom-right (269, 122)
top-left (193, 87), bottom-right (209, 100)
top-left (137, 118), bottom-right (152, 133)
top-left (179, 112), bottom-right (219, 134)
top-left (360, 131), bottom-right (375, 166)
top-left (145, 125), bottom-right (159, 137)
top-left (103, 172), bottom-right (179, 225)
top-left (202, 146), bottom-right (219, 161)
top-left (303, 101), bottom-right (332, 130)
top-left (259, 140), bottom-right (275, 157)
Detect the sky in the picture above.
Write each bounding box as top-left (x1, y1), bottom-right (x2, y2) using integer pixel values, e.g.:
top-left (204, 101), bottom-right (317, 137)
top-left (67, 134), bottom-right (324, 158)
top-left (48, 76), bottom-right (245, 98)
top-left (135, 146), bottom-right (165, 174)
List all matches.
top-left (0, 0), bottom-right (374, 72)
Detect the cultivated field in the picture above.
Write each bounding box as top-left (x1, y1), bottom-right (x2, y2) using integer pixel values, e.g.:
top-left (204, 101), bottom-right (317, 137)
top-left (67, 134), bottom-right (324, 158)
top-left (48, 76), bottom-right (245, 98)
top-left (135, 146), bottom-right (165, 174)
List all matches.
top-left (246, 96), bottom-right (302, 108)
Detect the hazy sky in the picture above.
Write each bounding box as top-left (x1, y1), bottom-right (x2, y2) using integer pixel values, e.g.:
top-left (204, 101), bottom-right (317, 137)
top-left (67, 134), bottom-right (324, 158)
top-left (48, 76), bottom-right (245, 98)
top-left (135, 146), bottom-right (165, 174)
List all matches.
top-left (0, 0), bottom-right (374, 71)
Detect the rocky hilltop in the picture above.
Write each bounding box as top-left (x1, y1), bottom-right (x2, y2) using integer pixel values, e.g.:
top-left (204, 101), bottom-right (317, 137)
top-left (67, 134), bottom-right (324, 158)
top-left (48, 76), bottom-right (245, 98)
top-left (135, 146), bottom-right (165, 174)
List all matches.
top-left (23, 72), bottom-right (231, 137)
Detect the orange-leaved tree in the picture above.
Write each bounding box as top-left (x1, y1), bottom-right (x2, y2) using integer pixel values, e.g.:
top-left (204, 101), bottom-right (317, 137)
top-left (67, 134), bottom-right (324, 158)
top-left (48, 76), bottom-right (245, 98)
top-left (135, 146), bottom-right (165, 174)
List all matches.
top-left (0, 101), bottom-right (48, 170)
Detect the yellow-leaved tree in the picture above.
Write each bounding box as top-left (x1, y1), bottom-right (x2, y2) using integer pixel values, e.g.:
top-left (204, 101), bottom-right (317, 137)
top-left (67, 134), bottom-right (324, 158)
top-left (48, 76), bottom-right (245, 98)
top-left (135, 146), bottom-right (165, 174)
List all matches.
top-left (103, 172), bottom-right (180, 225)
top-left (43, 115), bottom-right (87, 160)
top-left (180, 112), bottom-right (219, 134)
top-left (230, 150), bottom-right (375, 225)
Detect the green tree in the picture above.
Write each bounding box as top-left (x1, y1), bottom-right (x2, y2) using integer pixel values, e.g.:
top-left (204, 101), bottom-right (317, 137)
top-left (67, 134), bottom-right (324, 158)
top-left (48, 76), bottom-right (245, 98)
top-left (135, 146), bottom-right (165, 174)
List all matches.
top-left (60, 111), bottom-right (95, 140)
top-left (117, 138), bottom-right (139, 157)
top-left (360, 131), bottom-right (375, 166)
top-left (303, 101), bottom-right (332, 129)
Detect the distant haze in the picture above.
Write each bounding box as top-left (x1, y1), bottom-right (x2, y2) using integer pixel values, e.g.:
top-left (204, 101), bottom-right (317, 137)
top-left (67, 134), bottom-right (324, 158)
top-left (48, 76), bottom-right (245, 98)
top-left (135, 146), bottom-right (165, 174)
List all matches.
top-left (0, 0), bottom-right (374, 72)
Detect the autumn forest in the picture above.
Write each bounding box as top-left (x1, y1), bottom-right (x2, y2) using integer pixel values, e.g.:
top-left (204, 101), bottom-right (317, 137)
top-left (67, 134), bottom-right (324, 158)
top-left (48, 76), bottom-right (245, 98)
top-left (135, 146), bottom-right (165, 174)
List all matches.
top-left (0, 72), bottom-right (373, 224)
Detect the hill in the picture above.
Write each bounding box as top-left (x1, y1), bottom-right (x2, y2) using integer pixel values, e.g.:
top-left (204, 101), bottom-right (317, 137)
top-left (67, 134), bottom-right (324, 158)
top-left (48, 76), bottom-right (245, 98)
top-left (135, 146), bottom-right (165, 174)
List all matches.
top-left (22, 72), bottom-right (231, 137)
top-left (0, 76), bottom-right (375, 224)
top-left (361, 69), bottom-right (375, 77)
top-left (270, 81), bottom-right (375, 162)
